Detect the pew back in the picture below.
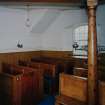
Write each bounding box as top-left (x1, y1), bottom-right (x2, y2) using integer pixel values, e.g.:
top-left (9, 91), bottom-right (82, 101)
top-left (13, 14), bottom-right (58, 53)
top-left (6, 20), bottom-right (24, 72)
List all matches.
top-left (1, 63), bottom-right (44, 104)
top-left (73, 68), bottom-right (88, 77)
top-left (0, 71), bottom-right (34, 105)
top-left (59, 73), bottom-right (87, 102)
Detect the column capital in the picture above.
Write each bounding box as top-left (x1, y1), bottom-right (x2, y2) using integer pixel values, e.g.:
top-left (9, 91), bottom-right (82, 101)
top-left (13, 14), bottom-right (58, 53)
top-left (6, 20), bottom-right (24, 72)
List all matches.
top-left (87, 0), bottom-right (98, 7)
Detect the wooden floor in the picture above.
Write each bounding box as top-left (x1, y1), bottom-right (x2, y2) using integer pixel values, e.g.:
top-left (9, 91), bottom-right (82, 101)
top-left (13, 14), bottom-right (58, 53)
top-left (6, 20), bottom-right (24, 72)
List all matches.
top-left (55, 95), bottom-right (87, 105)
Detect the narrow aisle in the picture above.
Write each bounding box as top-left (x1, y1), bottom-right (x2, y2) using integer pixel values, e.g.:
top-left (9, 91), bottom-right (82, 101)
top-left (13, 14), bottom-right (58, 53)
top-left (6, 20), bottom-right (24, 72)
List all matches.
top-left (38, 95), bottom-right (55, 105)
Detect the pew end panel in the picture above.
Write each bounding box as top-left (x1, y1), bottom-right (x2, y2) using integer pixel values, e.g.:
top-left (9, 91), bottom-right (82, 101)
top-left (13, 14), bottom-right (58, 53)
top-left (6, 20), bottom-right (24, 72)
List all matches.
top-left (0, 73), bottom-right (22, 105)
top-left (99, 81), bottom-right (105, 105)
top-left (59, 73), bottom-right (87, 102)
top-left (1, 63), bottom-right (44, 104)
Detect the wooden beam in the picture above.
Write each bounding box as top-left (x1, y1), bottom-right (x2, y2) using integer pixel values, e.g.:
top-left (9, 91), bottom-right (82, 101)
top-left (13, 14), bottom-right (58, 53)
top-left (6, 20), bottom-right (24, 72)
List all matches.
top-left (0, 0), bottom-right (104, 5)
top-left (0, 0), bottom-right (80, 3)
top-left (87, 0), bottom-right (98, 105)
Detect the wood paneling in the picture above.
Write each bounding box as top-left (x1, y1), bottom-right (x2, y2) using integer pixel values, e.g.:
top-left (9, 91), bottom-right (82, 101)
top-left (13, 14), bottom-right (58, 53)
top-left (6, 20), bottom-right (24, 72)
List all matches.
top-left (73, 68), bottom-right (88, 77)
top-left (1, 63), bottom-right (44, 104)
top-left (55, 95), bottom-right (87, 105)
top-left (0, 0), bottom-right (104, 5)
top-left (0, 73), bottom-right (22, 105)
top-left (73, 58), bottom-right (88, 69)
top-left (59, 73), bottom-right (105, 105)
top-left (0, 51), bottom-right (40, 72)
top-left (99, 82), bottom-right (105, 105)
top-left (0, 67), bottom-right (35, 105)
top-left (40, 50), bottom-right (72, 59)
top-left (0, 50), bottom-right (72, 71)
top-left (59, 73), bottom-right (87, 102)
top-left (0, 0), bottom-right (81, 4)
top-left (98, 53), bottom-right (105, 81)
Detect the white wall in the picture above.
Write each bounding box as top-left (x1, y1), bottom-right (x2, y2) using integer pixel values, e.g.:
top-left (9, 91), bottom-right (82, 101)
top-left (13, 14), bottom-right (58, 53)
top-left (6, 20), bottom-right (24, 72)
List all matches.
top-left (0, 4), bottom-right (104, 53)
top-left (97, 4), bottom-right (105, 46)
top-left (0, 7), bottom-right (41, 52)
top-left (40, 9), bottom-right (88, 51)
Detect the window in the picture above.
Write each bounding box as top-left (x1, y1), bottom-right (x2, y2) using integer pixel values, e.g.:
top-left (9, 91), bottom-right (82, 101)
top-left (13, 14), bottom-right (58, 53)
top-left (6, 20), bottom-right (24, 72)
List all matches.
top-left (73, 25), bottom-right (88, 58)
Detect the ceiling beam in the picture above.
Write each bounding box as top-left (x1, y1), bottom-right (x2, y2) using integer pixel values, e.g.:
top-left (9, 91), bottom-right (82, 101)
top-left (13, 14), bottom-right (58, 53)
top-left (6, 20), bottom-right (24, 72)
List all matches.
top-left (0, 0), bottom-right (80, 3)
top-left (0, 0), bottom-right (104, 5)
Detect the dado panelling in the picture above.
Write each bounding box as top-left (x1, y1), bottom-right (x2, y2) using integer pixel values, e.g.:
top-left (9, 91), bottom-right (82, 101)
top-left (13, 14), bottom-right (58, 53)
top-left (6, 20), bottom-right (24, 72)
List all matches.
top-left (40, 51), bottom-right (72, 59)
top-left (0, 51), bottom-right (73, 72)
top-left (0, 51), bottom-right (40, 72)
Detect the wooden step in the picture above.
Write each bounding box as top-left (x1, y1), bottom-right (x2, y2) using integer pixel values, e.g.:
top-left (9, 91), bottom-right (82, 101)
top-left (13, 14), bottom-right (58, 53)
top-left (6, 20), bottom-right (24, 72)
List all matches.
top-left (55, 95), bottom-right (87, 105)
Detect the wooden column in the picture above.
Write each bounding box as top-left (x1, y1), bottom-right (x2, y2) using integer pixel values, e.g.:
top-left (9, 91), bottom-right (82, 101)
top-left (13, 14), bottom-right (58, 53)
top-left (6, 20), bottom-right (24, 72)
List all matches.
top-left (87, 1), bottom-right (98, 105)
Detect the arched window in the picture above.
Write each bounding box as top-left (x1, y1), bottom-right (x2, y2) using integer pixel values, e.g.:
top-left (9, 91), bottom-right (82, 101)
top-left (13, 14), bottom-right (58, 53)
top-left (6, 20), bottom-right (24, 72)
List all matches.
top-left (73, 25), bottom-right (88, 58)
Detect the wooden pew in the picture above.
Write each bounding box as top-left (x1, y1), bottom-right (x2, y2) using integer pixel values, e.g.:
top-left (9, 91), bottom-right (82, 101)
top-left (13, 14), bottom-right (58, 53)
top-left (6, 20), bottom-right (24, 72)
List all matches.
top-left (99, 81), bottom-right (105, 105)
top-left (59, 73), bottom-right (87, 102)
top-left (19, 60), bottom-right (57, 78)
top-left (73, 68), bottom-right (88, 77)
top-left (98, 66), bottom-right (105, 81)
top-left (20, 63), bottom-right (44, 103)
top-left (73, 58), bottom-right (88, 69)
top-left (19, 60), bottom-right (41, 69)
top-left (1, 63), bottom-right (43, 104)
top-left (19, 60), bottom-right (57, 95)
top-left (18, 60), bottom-right (59, 95)
top-left (55, 73), bottom-right (87, 105)
top-left (0, 65), bottom-right (35, 105)
top-left (31, 57), bottom-right (74, 94)
top-left (55, 73), bottom-right (105, 105)
top-left (73, 67), bottom-right (105, 81)
top-left (31, 57), bottom-right (74, 74)
top-left (38, 62), bottom-right (59, 95)
top-left (0, 72), bottom-right (22, 105)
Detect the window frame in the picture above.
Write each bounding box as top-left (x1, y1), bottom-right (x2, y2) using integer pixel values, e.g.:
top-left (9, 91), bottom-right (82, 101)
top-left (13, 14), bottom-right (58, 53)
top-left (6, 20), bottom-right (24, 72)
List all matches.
top-left (73, 23), bottom-right (88, 58)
